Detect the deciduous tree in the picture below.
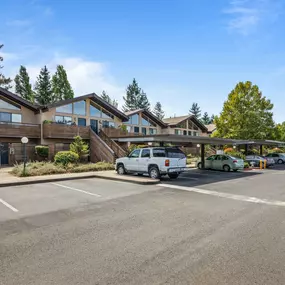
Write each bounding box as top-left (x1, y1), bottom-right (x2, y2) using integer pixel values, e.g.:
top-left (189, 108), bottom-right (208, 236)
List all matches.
top-left (14, 65), bottom-right (34, 102)
top-left (0, 44), bottom-right (12, 90)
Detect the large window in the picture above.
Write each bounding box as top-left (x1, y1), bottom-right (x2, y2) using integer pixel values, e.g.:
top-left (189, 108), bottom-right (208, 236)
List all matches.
top-left (55, 115), bottom-right (72, 124)
top-left (78, 118), bottom-right (86, 126)
top-left (142, 117), bottom-right (149, 126)
top-left (0, 99), bottom-right (20, 110)
top-left (74, 101), bottom-right (86, 115)
top-left (102, 121), bottom-right (115, 128)
top-left (134, 126), bottom-right (140, 133)
top-left (141, 115), bottom-right (157, 127)
top-left (127, 114), bottom-right (139, 125)
top-left (142, 127), bottom-right (147, 135)
top-left (0, 112), bottom-right (22, 123)
top-left (12, 114), bottom-right (22, 123)
top-left (177, 121), bottom-right (187, 129)
top-left (102, 108), bottom-right (114, 119)
top-left (149, 128), bottom-right (157, 135)
top-left (56, 104), bottom-right (72, 114)
top-left (90, 104), bottom-right (101, 117)
top-left (175, 129), bottom-right (183, 135)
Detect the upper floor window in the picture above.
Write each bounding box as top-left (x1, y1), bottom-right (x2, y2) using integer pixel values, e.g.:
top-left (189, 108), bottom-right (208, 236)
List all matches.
top-left (102, 121), bottom-right (115, 128)
top-left (90, 104), bottom-right (101, 117)
top-left (175, 129), bottom-right (183, 135)
top-left (0, 99), bottom-right (21, 110)
top-left (56, 104), bottom-right (72, 114)
top-left (0, 112), bottom-right (22, 123)
top-left (177, 120), bottom-right (187, 129)
top-left (73, 101), bottom-right (86, 115)
top-left (55, 115), bottom-right (72, 125)
top-left (142, 115), bottom-right (157, 127)
top-left (127, 114), bottom-right (139, 125)
top-left (102, 108), bottom-right (114, 119)
top-left (141, 117), bottom-right (149, 126)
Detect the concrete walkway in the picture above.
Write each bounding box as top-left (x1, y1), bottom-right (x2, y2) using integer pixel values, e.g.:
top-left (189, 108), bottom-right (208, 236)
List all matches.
top-left (0, 169), bottom-right (160, 187)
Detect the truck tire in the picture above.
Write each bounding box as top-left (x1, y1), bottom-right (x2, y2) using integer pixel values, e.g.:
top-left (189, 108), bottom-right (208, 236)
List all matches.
top-left (149, 166), bottom-right (160, 180)
top-left (168, 173), bottom-right (179, 179)
top-left (117, 164), bottom-right (126, 175)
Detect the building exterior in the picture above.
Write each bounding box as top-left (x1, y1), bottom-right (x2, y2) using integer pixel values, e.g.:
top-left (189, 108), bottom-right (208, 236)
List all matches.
top-left (0, 87), bottom-right (208, 165)
top-left (205, 124), bottom-right (217, 136)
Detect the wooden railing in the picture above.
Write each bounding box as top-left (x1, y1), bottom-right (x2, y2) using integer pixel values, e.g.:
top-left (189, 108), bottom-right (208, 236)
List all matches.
top-left (102, 127), bottom-right (143, 138)
top-left (90, 128), bottom-right (115, 163)
top-left (0, 122), bottom-right (41, 138)
top-left (43, 123), bottom-right (90, 139)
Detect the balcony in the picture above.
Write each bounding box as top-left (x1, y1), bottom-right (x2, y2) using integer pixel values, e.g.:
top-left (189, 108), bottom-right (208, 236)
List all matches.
top-left (43, 123), bottom-right (90, 139)
top-left (102, 127), bottom-right (143, 138)
top-left (0, 122), bottom-right (41, 139)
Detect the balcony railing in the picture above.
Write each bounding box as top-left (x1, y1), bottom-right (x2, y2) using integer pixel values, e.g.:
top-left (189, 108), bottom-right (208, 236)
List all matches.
top-left (102, 127), bottom-right (143, 138)
top-left (0, 122), bottom-right (41, 138)
top-left (43, 123), bottom-right (90, 139)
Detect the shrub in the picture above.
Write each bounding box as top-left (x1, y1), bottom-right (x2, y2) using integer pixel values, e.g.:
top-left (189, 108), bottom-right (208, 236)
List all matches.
top-left (226, 151), bottom-right (245, 160)
top-left (43, 120), bottom-right (53, 124)
top-left (54, 151), bottom-right (79, 166)
top-left (244, 162), bottom-right (249, 168)
top-left (120, 124), bottom-right (128, 132)
top-left (35, 145), bottom-right (49, 158)
top-left (70, 136), bottom-right (89, 161)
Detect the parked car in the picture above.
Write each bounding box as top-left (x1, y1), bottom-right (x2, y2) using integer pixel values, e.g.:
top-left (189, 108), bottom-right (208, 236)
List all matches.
top-left (197, 154), bottom-right (244, 172)
top-left (116, 147), bottom-right (187, 179)
top-left (265, 153), bottom-right (285, 164)
top-left (245, 155), bottom-right (274, 168)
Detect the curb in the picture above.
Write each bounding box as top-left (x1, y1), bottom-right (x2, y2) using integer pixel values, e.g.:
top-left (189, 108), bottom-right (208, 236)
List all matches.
top-left (0, 174), bottom-right (160, 188)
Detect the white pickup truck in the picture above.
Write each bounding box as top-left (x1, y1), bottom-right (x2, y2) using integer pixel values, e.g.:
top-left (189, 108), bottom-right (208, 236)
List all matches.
top-left (115, 147), bottom-right (187, 179)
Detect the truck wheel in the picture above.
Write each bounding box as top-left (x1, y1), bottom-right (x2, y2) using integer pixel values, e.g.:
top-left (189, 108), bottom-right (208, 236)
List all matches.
top-left (168, 173), bottom-right (179, 179)
top-left (117, 164), bottom-right (126, 175)
top-left (149, 166), bottom-right (160, 179)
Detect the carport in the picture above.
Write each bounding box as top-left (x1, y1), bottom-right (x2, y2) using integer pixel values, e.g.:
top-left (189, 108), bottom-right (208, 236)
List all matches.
top-left (115, 134), bottom-right (285, 169)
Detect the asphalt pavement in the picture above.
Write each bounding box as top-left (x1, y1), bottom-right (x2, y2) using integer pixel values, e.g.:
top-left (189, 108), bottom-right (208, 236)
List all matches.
top-left (1, 167), bottom-right (285, 284)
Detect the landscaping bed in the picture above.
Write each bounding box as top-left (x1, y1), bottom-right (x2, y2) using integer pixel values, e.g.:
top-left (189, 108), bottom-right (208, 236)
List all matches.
top-left (10, 161), bottom-right (115, 177)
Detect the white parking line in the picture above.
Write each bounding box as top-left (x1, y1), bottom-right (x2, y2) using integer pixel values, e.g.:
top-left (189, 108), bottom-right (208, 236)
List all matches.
top-left (51, 183), bottom-right (101, 197)
top-left (159, 184), bottom-right (285, 207)
top-left (0, 198), bottom-right (19, 212)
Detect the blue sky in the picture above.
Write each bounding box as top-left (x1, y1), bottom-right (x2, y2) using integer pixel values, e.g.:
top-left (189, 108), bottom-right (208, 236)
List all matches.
top-left (1, 0), bottom-right (285, 121)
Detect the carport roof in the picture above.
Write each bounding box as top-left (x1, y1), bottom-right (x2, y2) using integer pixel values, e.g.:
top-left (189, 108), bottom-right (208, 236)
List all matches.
top-left (115, 134), bottom-right (285, 146)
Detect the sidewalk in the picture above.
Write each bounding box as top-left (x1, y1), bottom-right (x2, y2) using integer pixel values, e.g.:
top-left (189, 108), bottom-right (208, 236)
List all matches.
top-left (0, 169), bottom-right (160, 187)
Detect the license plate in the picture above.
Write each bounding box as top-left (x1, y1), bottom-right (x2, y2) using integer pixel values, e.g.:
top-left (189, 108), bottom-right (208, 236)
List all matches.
top-left (168, 168), bottom-right (179, 173)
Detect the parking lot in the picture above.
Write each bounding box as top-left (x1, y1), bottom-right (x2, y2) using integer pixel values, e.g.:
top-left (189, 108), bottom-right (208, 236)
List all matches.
top-left (2, 165), bottom-right (285, 284)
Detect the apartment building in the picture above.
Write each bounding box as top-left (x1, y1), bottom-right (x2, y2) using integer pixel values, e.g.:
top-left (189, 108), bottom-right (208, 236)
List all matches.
top-left (0, 87), bottom-right (208, 165)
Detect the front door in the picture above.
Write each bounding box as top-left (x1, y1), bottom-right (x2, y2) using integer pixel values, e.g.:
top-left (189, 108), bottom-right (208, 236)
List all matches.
top-left (0, 143), bottom-right (8, 166)
top-left (90, 119), bottom-right (98, 134)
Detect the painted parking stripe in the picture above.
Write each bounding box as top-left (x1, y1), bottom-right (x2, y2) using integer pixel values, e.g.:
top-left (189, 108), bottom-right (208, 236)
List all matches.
top-left (51, 183), bottom-right (101, 197)
top-left (0, 198), bottom-right (19, 212)
top-left (159, 184), bottom-right (285, 207)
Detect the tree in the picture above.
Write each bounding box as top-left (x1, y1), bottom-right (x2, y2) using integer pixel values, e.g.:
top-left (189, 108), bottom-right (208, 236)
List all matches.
top-left (213, 81), bottom-right (275, 140)
top-left (100, 90), bottom-right (118, 108)
top-left (51, 65), bottom-right (74, 101)
top-left (0, 44), bottom-right (12, 90)
top-left (189, 102), bottom-right (201, 118)
top-left (201, 112), bottom-right (210, 124)
top-left (70, 136), bottom-right (89, 161)
top-left (210, 114), bottom-right (215, 124)
top-left (14, 66), bottom-right (34, 102)
top-left (34, 66), bottom-right (53, 105)
top-left (273, 122), bottom-right (285, 141)
top-left (123, 78), bottom-right (150, 111)
top-left (153, 102), bottom-right (165, 120)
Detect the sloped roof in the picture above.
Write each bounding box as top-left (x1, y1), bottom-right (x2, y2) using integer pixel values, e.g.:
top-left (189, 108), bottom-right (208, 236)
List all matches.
top-left (205, 124), bottom-right (216, 133)
top-left (0, 87), bottom-right (39, 112)
top-left (125, 109), bottom-right (167, 127)
top-left (44, 93), bottom-right (128, 121)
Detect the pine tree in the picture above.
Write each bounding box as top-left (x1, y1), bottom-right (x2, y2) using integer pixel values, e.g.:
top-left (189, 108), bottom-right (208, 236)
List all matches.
top-left (210, 114), bottom-right (215, 124)
top-left (201, 112), bottom-right (210, 124)
top-left (189, 102), bottom-right (201, 118)
top-left (34, 66), bottom-right (53, 105)
top-left (123, 78), bottom-right (150, 111)
top-left (14, 65), bottom-right (34, 103)
top-left (51, 65), bottom-right (74, 101)
top-left (153, 102), bottom-right (165, 120)
top-left (0, 44), bottom-right (12, 90)
top-left (100, 90), bottom-right (118, 108)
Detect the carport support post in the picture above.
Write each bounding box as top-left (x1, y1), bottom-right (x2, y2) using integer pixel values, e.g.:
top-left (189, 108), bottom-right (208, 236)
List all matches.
top-left (245, 144), bottom-right (248, 155)
top-left (201, 144), bottom-right (205, 169)
top-left (159, 142), bottom-right (164, 147)
top-left (260, 145), bottom-right (263, 156)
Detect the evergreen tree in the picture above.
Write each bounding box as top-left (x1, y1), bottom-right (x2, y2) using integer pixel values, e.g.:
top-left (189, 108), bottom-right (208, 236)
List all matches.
top-left (34, 65), bottom-right (53, 105)
top-left (123, 78), bottom-right (150, 111)
top-left (0, 44), bottom-right (12, 90)
top-left (189, 102), bottom-right (201, 118)
top-left (14, 65), bottom-right (34, 102)
top-left (201, 112), bottom-right (210, 124)
top-left (100, 90), bottom-right (118, 108)
top-left (153, 102), bottom-right (165, 120)
top-left (51, 65), bottom-right (74, 101)
top-left (210, 114), bottom-right (215, 124)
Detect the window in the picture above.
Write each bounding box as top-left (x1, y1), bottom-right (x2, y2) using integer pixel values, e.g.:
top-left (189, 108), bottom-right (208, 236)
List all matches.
top-left (78, 118), bottom-right (86, 126)
top-left (126, 126), bottom-right (131, 133)
top-left (0, 112), bottom-right (11, 122)
top-left (188, 131), bottom-right (192, 136)
top-left (0, 99), bottom-right (20, 110)
top-left (142, 127), bottom-right (147, 135)
top-left (175, 129), bottom-right (183, 135)
top-left (134, 126), bottom-right (140, 133)
top-left (153, 148), bottom-right (166, 157)
top-left (102, 121), bottom-right (115, 128)
top-left (222, 155), bottom-right (228, 160)
top-left (183, 130), bottom-right (187, 136)
top-left (55, 115), bottom-right (72, 124)
top-left (56, 104), bottom-right (72, 114)
top-left (12, 114), bottom-right (22, 123)
top-left (193, 132), bottom-right (199, 136)
top-left (149, 128), bottom-right (157, 135)
top-left (166, 148), bottom-right (186, 159)
top-left (149, 119), bottom-right (156, 127)
top-left (193, 123), bottom-right (199, 130)
top-left (90, 104), bottom-right (101, 117)
top-left (102, 108), bottom-right (114, 119)
top-left (273, 154), bottom-right (279, 157)
top-left (141, 117), bottom-right (149, 126)
top-left (129, 149), bottom-right (140, 158)
top-left (177, 121), bottom-right (187, 129)
top-left (141, 149), bottom-right (150, 158)
top-left (73, 101), bottom-right (86, 115)
top-left (266, 154), bottom-right (272, 157)
top-left (127, 114), bottom-right (139, 125)
top-left (206, 155), bottom-right (216, 161)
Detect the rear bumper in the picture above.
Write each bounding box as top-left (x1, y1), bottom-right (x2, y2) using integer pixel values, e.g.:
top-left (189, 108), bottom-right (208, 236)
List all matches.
top-left (161, 167), bottom-right (187, 174)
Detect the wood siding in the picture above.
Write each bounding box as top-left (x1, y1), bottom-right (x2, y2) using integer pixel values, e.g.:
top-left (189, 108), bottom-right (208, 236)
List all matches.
top-left (43, 123), bottom-right (90, 139)
top-left (90, 129), bottom-right (115, 163)
top-left (0, 122), bottom-right (41, 139)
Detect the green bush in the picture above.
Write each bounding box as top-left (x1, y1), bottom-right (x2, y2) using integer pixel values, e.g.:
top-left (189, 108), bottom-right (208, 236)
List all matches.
top-left (35, 145), bottom-right (49, 157)
top-left (54, 151), bottom-right (79, 166)
top-left (70, 136), bottom-right (89, 161)
top-left (226, 151), bottom-right (245, 160)
top-left (43, 120), bottom-right (53, 124)
top-left (244, 161), bottom-right (249, 168)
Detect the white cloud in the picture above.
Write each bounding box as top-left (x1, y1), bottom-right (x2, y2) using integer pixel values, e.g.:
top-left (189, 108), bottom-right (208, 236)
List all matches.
top-left (6, 19), bottom-right (31, 27)
top-left (224, 0), bottom-right (282, 35)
